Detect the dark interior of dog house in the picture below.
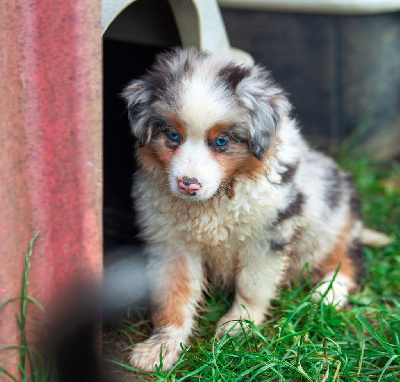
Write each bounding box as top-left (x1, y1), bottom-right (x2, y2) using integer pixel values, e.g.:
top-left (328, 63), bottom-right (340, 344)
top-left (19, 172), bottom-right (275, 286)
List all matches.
top-left (103, 0), bottom-right (400, 252)
top-left (103, 0), bottom-right (181, 252)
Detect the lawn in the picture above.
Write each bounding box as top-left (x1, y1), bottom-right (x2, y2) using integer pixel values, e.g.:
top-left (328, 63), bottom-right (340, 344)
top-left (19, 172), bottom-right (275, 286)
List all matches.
top-left (1, 148), bottom-right (399, 381)
top-left (104, 148), bottom-right (400, 381)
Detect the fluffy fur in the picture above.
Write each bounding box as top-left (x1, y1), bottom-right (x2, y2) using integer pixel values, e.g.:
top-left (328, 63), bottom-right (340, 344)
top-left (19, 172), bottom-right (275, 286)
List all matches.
top-left (123, 48), bottom-right (365, 371)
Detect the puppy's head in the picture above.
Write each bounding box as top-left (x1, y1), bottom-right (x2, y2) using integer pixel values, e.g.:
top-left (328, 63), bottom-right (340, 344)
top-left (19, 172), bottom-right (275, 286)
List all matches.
top-left (123, 48), bottom-right (291, 200)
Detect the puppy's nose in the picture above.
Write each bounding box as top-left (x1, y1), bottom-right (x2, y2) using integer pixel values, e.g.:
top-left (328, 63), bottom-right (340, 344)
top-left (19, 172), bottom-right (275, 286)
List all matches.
top-left (178, 177), bottom-right (201, 196)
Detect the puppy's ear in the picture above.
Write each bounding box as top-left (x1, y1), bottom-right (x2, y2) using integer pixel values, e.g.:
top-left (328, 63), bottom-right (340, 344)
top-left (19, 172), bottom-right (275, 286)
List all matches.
top-left (236, 66), bottom-right (291, 160)
top-left (122, 79), bottom-right (154, 147)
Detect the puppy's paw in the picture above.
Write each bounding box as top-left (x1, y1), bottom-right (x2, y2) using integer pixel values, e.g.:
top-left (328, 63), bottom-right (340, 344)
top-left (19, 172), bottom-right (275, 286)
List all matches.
top-left (129, 333), bottom-right (183, 372)
top-left (215, 310), bottom-right (264, 338)
top-left (312, 273), bottom-right (353, 308)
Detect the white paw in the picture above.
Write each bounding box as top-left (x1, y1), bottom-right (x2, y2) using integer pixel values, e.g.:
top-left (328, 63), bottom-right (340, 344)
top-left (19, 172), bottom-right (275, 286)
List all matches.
top-left (312, 273), bottom-right (353, 308)
top-left (129, 333), bottom-right (184, 372)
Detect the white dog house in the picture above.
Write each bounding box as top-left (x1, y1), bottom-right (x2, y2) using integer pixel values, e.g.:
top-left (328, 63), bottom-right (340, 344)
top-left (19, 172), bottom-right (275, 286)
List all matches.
top-left (102, 0), bottom-right (252, 62)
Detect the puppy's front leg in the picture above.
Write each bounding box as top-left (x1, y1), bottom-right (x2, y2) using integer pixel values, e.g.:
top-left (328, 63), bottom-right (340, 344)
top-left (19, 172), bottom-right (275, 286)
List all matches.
top-left (216, 246), bottom-right (288, 336)
top-left (130, 248), bottom-right (203, 371)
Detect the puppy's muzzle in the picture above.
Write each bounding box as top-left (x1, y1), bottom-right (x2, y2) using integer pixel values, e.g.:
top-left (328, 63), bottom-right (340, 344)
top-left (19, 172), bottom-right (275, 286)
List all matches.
top-left (178, 176), bottom-right (201, 196)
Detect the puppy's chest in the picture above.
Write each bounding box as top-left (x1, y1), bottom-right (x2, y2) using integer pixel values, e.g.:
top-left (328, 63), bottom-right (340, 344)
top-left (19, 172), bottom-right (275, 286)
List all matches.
top-left (171, 178), bottom-right (284, 252)
top-left (177, 195), bottom-right (270, 285)
top-left (138, 173), bottom-right (290, 268)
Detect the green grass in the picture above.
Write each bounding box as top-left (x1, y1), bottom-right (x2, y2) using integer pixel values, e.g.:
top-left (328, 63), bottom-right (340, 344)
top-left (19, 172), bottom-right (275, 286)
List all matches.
top-left (107, 151), bottom-right (400, 381)
top-left (0, 232), bottom-right (50, 382)
top-left (1, 150), bottom-right (399, 381)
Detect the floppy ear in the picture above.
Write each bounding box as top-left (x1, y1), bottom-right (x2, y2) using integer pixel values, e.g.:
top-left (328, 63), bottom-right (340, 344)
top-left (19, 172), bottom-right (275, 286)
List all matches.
top-left (236, 66), bottom-right (291, 160)
top-left (122, 79), bottom-right (154, 147)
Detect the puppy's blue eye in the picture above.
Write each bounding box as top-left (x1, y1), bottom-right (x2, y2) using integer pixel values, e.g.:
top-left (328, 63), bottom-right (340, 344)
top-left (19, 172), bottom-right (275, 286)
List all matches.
top-left (215, 137), bottom-right (228, 147)
top-left (167, 131), bottom-right (180, 141)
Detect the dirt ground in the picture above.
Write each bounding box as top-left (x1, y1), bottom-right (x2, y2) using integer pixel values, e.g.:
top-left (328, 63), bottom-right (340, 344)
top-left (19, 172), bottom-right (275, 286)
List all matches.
top-left (103, 317), bottom-right (153, 381)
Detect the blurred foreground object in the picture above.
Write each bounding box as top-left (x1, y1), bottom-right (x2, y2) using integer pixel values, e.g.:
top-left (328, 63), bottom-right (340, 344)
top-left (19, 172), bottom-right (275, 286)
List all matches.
top-left (47, 246), bottom-right (149, 382)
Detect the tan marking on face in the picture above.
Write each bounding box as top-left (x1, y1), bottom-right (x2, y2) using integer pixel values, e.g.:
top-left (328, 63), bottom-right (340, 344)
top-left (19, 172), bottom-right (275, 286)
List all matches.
top-left (152, 257), bottom-right (191, 328)
top-left (137, 145), bottom-right (163, 170)
top-left (138, 134), bottom-right (180, 172)
top-left (312, 216), bottom-right (356, 287)
top-left (154, 137), bottom-right (177, 170)
top-left (213, 143), bottom-right (263, 182)
top-left (207, 122), bottom-right (231, 141)
top-left (169, 115), bottom-right (187, 140)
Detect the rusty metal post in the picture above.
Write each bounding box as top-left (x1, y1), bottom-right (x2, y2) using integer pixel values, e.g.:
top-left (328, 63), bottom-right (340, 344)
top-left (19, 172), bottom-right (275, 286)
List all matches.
top-left (0, 0), bottom-right (102, 377)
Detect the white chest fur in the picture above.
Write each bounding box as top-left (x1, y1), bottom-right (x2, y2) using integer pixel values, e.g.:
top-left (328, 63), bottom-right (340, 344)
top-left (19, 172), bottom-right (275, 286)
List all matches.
top-left (134, 169), bottom-right (292, 285)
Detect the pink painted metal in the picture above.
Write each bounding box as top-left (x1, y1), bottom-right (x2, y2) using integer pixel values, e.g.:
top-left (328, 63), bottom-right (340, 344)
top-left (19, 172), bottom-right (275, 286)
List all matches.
top-left (0, 0), bottom-right (102, 377)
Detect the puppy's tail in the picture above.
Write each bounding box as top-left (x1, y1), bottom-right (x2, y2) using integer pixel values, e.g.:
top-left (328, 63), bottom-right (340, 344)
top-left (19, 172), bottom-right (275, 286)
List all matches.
top-left (361, 227), bottom-right (392, 247)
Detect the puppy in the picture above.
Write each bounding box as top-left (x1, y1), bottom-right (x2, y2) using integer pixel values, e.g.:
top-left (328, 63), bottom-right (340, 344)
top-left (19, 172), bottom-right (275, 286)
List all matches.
top-left (123, 48), bottom-right (364, 371)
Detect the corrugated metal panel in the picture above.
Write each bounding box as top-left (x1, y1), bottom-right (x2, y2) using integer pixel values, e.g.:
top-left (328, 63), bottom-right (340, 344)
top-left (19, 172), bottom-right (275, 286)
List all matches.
top-left (0, 0), bottom-right (102, 376)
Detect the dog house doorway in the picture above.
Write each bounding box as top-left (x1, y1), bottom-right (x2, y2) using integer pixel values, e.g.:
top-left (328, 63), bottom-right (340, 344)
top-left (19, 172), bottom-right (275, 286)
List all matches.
top-left (103, 0), bottom-right (181, 252)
